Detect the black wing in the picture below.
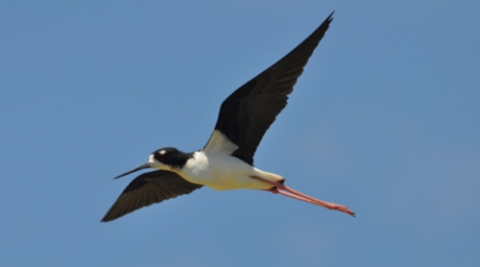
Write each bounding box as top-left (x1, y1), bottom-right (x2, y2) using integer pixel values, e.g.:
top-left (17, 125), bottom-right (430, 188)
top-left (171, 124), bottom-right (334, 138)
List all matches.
top-left (101, 170), bottom-right (202, 222)
top-left (206, 12), bottom-right (334, 165)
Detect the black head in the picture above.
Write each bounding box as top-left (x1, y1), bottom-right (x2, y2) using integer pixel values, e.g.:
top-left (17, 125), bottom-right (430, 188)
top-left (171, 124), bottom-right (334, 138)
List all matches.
top-left (114, 147), bottom-right (193, 180)
top-left (151, 147), bottom-right (192, 170)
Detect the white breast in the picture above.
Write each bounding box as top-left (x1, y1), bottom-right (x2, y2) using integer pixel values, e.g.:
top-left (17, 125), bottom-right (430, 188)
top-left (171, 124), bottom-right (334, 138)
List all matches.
top-left (176, 150), bottom-right (281, 191)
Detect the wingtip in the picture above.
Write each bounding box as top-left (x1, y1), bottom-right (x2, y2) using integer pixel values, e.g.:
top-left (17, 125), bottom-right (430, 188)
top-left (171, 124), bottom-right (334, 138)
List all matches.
top-left (100, 215), bottom-right (115, 223)
top-left (327, 11), bottom-right (335, 21)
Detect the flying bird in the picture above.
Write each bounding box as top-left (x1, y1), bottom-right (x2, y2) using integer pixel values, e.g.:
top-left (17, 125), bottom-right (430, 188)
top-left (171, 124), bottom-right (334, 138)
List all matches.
top-left (102, 12), bottom-right (354, 222)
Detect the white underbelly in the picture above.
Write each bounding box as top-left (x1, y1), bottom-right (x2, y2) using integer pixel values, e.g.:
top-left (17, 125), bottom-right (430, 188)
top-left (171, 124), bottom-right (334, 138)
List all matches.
top-left (177, 152), bottom-right (283, 191)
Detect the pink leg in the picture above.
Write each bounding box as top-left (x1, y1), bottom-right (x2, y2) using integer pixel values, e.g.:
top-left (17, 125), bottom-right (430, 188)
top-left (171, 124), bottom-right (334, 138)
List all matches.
top-left (251, 176), bottom-right (355, 217)
top-left (267, 187), bottom-right (319, 206)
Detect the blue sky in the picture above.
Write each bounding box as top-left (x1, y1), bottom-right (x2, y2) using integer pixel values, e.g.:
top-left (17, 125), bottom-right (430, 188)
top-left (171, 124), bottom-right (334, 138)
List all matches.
top-left (1, 1), bottom-right (479, 266)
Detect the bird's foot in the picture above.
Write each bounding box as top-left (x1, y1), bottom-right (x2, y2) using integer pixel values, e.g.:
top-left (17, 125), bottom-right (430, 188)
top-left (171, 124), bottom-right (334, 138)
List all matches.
top-left (325, 203), bottom-right (355, 217)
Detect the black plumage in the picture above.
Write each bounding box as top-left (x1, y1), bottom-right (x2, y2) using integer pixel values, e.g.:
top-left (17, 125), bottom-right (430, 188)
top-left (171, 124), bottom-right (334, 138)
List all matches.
top-left (210, 12), bottom-right (333, 165)
top-left (102, 171), bottom-right (202, 222)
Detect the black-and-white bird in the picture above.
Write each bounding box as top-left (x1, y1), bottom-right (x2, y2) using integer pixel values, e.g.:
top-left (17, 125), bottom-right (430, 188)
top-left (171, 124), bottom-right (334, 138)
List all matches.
top-left (102, 12), bottom-right (354, 222)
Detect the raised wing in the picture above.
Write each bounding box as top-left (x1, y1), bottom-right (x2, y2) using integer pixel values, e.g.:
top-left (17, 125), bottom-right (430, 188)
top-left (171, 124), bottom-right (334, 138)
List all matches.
top-left (101, 170), bottom-right (202, 222)
top-left (205, 12), bottom-right (334, 165)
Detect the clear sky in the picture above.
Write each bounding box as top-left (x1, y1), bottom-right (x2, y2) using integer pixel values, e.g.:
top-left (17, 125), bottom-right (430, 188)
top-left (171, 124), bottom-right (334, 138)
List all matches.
top-left (1, 1), bottom-right (479, 266)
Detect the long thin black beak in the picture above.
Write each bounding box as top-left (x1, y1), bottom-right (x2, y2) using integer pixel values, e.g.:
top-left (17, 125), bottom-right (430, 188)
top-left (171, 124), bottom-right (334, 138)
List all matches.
top-left (114, 163), bottom-right (152, 179)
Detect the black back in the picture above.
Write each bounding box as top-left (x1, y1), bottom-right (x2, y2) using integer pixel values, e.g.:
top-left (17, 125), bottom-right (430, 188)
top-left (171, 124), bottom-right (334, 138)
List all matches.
top-left (210, 12), bottom-right (334, 165)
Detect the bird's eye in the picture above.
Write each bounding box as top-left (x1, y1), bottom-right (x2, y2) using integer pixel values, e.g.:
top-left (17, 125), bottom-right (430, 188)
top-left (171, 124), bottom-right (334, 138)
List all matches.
top-left (154, 150), bottom-right (166, 161)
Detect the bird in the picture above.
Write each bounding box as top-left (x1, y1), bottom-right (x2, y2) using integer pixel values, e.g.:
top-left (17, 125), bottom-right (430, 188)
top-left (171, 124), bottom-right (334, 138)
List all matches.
top-left (101, 12), bottom-right (355, 222)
